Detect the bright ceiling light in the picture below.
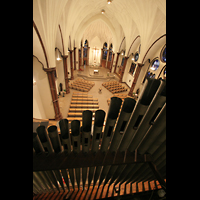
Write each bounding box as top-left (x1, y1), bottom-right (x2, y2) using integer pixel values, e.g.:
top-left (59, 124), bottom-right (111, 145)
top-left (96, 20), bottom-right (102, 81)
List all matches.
top-left (107, 0), bottom-right (112, 4)
top-left (101, 9), bottom-right (105, 14)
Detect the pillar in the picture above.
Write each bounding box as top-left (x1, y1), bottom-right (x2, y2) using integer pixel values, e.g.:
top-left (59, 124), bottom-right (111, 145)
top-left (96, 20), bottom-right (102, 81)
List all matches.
top-left (110, 53), bottom-right (115, 73)
top-left (119, 56), bottom-right (128, 83)
top-left (87, 47), bottom-right (90, 65)
top-left (69, 50), bottom-right (74, 80)
top-left (74, 47), bottom-right (76, 70)
top-left (62, 55), bottom-right (70, 94)
top-left (114, 52), bottom-right (120, 73)
top-left (43, 67), bottom-right (62, 121)
top-left (128, 63), bottom-right (144, 96)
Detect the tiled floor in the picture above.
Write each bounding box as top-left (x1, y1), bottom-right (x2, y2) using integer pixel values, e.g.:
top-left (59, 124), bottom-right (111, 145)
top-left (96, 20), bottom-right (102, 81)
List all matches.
top-left (58, 66), bottom-right (129, 119)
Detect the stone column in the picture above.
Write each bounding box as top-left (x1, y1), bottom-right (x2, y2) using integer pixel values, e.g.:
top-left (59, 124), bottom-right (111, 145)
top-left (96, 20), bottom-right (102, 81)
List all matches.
top-left (119, 56), bottom-right (128, 83)
top-left (114, 52), bottom-right (120, 73)
top-left (69, 50), bottom-right (74, 80)
top-left (43, 67), bottom-right (62, 120)
top-left (128, 63), bottom-right (144, 96)
top-left (62, 55), bottom-right (70, 94)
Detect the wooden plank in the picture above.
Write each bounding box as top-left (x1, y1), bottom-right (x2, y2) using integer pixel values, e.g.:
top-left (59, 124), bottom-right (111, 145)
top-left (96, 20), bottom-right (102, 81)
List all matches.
top-left (70, 104), bottom-right (99, 108)
top-left (71, 101), bottom-right (98, 104)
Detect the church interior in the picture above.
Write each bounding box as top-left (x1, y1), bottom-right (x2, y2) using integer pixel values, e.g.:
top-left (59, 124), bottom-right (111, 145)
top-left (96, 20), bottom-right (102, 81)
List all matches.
top-left (33, 0), bottom-right (166, 199)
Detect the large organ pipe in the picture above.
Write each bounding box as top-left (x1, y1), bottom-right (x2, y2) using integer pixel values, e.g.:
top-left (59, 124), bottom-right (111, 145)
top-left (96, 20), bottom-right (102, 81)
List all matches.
top-left (71, 120), bottom-right (81, 189)
top-left (93, 97), bottom-right (122, 189)
top-left (82, 110), bottom-right (93, 189)
top-left (91, 110), bottom-right (106, 154)
top-left (128, 93), bottom-right (166, 153)
top-left (118, 78), bottom-right (161, 153)
top-left (33, 172), bottom-right (49, 193)
top-left (59, 119), bottom-right (71, 154)
top-left (33, 172), bottom-right (51, 192)
top-left (47, 125), bottom-right (65, 190)
top-left (33, 132), bottom-right (44, 154)
top-left (48, 125), bottom-right (62, 153)
top-left (109, 97), bottom-right (136, 153)
top-left (100, 97), bottom-right (122, 153)
top-left (88, 110), bottom-right (105, 189)
top-left (36, 125), bottom-right (53, 154)
top-left (100, 98), bottom-right (136, 186)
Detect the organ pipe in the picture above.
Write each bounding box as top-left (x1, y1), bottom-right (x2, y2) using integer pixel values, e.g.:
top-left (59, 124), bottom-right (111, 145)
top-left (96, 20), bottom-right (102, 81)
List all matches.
top-left (118, 78), bottom-right (161, 153)
top-left (71, 120), bottom-right (81, 189)
top-left (59, 119), bottom-right (71, 154)
top-left (82, 110), bottom-right (93, 189)
top-left (33, 132), bottom-right (44, 154)
top-left (36, 125), bottom-right (53, 154)
top-left (100, 97), bottom-right (122, 153)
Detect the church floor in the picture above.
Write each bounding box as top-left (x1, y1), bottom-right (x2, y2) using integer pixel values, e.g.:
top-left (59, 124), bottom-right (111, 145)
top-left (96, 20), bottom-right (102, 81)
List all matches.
top-left (58, 65), bottom-right (129, 120)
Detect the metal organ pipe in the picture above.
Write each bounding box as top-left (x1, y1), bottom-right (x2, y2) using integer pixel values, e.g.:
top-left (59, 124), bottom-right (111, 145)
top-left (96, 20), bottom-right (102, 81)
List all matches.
top-left (100, 97), bottom-right (122, 153)
top-left (91, 110), bottom-right (106, 154)
top-left (47, 125), bottom-right (62, 153)
top-left (82, 110), bottom-right (93, 189)
top-left (71, 120), bottom-right (81, 189)
top-left (59, 119), bottom-right (71, 154)
top-left (36, 125), bottom-right (53, 154)
top-left (99, 98), bottom-right (136, 187)
top-left (33, 132), bottom-right (44, 154)
top-left (118, 78), bottom-right (161, 153)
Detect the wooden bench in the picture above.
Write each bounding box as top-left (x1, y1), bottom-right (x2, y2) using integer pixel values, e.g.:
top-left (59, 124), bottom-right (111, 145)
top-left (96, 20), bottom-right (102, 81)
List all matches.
top-left (68, 112), bottom-right (95, 117)
top-left (71, 98), bottom-right (98, 101)
top-left (69, 108), bottom-right (98, 112)
top-left (70, 101), bottom-right (99, 104)
top-left (70, 104), bottom-right (99, 108)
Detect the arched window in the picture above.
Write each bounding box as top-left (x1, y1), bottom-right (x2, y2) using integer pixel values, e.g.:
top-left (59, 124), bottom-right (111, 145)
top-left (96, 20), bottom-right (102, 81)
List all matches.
top-left (129, 62), bottom-right (136, 75)
top-left (160, 45), bottom-right (166, 63)
top-left (83, 40), bottom-right (88, 57)
top-left (102, 42), bottom-right (108, 60)
top-left (163, 67), bottom-right (166, 77)
top-left (134, 52), bottom-right (139, 62)
top-left (150, 58), bottom-right (160, 71)
top-left (121, 57), bottom-right (125, 66)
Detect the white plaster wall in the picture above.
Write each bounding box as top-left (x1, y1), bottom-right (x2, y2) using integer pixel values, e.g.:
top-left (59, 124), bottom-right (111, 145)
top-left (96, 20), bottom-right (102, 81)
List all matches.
top-left (33, 57), bottom-right (55, 119)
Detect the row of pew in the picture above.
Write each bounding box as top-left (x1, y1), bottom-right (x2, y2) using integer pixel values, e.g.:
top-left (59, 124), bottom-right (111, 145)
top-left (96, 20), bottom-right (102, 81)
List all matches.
top-left (69, 78), bottom-right (95, 92)
top-left (67, 92), bottom-right (99, 124)
top-left (102, 81), bottom-right (127, 94)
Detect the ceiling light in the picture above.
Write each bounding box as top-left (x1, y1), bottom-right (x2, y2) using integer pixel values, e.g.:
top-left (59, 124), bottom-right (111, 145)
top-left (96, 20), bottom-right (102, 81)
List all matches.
top-left (107, 0), bottom-right (112, 4)
top-left (101, 9), bottom-right (105, 14)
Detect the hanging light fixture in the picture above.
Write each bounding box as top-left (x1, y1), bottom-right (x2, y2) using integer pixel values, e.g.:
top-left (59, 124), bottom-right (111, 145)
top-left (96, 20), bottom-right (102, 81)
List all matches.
top-left (56, 49), bottom-right (61, 61)
top-left (107, 0), bottom-right (112, 4)
top-left (101, 9), bottom-right (105, 14)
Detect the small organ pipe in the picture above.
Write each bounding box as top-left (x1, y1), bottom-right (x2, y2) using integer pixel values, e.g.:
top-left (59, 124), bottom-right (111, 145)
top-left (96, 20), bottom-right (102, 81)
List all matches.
top-left (59, 119), bottom-right (71, 154)
top-left (48, 125), bottom-right (62, 153)
top-left (46, 170), bottom-right (60, 191)
top-left (33, 132), bottom-right (44, 154)
top-left (100, 97), bottom-right (122, 153)
top-left (61, 169), bottom-right (70, 190)
top-left (118, 78), bottom-right (161, 153)
top-left (33, 172), bottom-right (51, 192)
top-left (36, 125), bottom-right (54, 154)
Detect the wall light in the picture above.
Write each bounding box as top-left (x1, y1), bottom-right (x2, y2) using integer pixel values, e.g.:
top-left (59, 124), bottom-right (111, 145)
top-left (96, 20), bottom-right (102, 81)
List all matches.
top-left (33, 79), bottom-right (36, 86)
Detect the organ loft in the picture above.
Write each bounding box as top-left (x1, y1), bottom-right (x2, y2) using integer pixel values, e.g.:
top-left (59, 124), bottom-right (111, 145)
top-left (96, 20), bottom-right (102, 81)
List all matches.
top-left (33, 0), bottom-right (166, 199)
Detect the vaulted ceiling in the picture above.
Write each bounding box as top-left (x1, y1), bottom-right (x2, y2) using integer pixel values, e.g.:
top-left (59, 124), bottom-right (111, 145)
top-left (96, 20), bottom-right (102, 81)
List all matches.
top-left (33, 0), bottom-right (166, 68)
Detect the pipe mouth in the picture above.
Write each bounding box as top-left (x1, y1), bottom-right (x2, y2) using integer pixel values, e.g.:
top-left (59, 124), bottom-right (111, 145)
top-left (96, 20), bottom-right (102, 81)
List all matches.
top-left (59, 119), bottom-right (69, 139)
top-left (82, 110), bottom-right (93, 132)
top-left (108, 97), bottom-right (122, 119)
top-left (71, 120), bottom-right (80, 136)
top-left (94, 110), bottom-right (105, 127)
top-left (47, 125), bottom-right (57, 132)
top-left (140, 78), bottom-right (161, 105)
top-left (122, 98), bottom-right (136, 113)
top-left (36, 125), bottom-right (47, 142)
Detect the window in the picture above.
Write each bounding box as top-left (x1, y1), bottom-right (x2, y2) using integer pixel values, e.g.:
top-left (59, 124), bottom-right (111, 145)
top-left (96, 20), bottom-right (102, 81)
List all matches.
top-left (163, 67), bottom-right (166, 77)
top-left (160, 45), bottom-right (166, 63)
top-left (108, 51), bottom-right (112, 61)
top-left (150, 59), bottom-right (160, 71)
top-left (134, 52), bottom-right (139, 62)
top-left (83, 40), bottom-right (88, 57)
top-left (129, 62), bottom-right (136, 75)
top-left (121, 57), bottom-right (125, 66)
top-left (102, 50), bottom-right (107, 60)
